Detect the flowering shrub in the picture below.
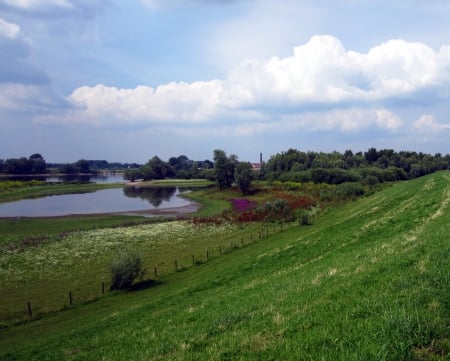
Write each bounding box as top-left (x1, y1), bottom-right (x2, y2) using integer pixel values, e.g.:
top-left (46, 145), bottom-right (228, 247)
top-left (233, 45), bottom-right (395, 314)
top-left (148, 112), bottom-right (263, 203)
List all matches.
top-left (231, 198), bottom-right (256, 213)
top-left (231, 194), bottom-right (315, 223)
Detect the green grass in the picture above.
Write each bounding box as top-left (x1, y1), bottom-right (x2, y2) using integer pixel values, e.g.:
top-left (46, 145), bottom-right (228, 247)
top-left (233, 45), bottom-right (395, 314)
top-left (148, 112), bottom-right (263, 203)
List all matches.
top-left (0, 215), bottom-right (152, 245)
top-left (0, 220), bottom-right (269, 322)
top-left (0, 182), bottom-right (122, 204)
top-left (0, 172), bottom-right (449, 360)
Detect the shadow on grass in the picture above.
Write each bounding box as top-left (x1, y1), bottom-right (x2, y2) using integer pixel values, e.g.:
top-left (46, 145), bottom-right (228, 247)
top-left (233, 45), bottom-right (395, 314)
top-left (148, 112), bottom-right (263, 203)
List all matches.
top-left (129, 279), bottom-right (162, 292)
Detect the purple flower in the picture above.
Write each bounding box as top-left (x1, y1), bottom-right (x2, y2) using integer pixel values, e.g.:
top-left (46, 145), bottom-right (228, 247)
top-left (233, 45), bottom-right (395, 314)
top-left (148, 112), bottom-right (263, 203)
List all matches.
top-left (231, 198), bottom-right (255, 212)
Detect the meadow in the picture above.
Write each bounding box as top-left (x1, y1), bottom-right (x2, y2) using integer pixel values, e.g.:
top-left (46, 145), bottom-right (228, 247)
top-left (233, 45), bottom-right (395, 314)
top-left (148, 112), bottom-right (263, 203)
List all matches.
top-left (0, 172), bottom-right (449, 360)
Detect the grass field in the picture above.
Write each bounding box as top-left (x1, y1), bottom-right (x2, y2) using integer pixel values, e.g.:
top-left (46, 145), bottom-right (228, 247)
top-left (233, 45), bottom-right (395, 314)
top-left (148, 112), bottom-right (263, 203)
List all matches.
top-left (0, 172), bottom-right (449, 360)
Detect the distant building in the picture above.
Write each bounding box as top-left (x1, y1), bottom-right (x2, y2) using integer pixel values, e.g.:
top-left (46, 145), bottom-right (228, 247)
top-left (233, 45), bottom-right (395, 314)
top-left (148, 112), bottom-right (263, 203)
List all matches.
top-left (251, 153), bottom-right (263, 170)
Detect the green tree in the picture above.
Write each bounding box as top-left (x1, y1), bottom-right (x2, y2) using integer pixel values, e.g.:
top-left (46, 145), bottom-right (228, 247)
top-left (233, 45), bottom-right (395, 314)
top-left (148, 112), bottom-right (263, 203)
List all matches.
top-left (75, 159), bottom-right (91, 173)
top-left (235, 161), bottom-right (253, 195)
top-left (123, 168), bottom-right (144, 182)
top-left (29, 154), bottom-right (47, 174)
top-left (213, 149), bottom-right (237, 190)
top-left (147, 156), bottom-right (175, 179)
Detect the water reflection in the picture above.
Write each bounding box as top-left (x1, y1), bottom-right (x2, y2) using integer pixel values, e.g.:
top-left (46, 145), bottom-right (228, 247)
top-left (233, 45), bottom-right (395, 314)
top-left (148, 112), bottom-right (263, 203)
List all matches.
top-left (123, 187), bottom-right (177, 207)
top-left (0, 186), bottom-right (192, 217)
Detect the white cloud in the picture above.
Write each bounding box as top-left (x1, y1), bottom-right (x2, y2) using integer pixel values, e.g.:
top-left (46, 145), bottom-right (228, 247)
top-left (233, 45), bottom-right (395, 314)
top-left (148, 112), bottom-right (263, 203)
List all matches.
top-left (279, 108), bottom-right (403, 133)
top-left (413, 115), bottom-right (450, 132)
top-left (60, 80), bottom-right (224, 125)
top-left (0, 0), bottom-right (73, 11)
top-left (0, 17), bottom-right (20, 38)
top-left (35, 35), bottom-right (450, 135)
top-left (0, 83), bottom-right (58, 112)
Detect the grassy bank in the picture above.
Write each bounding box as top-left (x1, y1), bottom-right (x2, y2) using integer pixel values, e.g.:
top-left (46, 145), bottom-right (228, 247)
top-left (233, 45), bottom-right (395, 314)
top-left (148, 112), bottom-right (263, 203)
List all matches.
top-left (0, 172), bottom-right (449, 360)
top-left (0, 181), bottom-right (122, 204)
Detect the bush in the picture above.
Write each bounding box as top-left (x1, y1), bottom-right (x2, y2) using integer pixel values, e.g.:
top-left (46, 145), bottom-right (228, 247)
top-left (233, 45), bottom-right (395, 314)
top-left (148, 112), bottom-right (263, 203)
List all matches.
top-left (296, 209), bottom-right (313, 225)
top-left (335, 182), bottom-right (365, 198)
top-left (109, 249), bottom-right (142, 290)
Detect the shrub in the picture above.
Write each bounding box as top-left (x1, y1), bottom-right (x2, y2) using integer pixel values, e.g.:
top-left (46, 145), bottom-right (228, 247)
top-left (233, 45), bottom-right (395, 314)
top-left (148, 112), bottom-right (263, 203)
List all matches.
top-left (109, 249), bottom-right (142, 290)
top-left (296, 209), bottom-right (313, 225)
top-left (335, 182), bottom-right (365, 199)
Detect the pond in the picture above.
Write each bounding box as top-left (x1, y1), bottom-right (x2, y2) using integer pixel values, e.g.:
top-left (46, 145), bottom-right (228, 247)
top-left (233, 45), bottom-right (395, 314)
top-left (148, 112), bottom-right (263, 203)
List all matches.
top-left (0, 186), bottom-right (197, 217)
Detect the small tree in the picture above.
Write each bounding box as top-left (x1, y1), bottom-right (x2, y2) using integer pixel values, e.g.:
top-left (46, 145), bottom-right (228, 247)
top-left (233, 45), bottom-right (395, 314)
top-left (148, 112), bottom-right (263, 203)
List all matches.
top-left (109, 249), bottom-right (142, 290)
top-left (235, 161), bottom-right (253, 195)
top-left (213, 149), bottom-right (237, 190)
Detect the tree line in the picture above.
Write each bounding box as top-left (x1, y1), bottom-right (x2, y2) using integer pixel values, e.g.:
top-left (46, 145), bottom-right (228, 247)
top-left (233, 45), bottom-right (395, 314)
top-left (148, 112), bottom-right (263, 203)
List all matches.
top-left (0, 155), bottom-right (140, 175)
top-left (2, 148), bottom-right (449, 191)
top-left (123, 155), bottom-right (214, 182)
top-left (263, 148), bottom-right (450, 185)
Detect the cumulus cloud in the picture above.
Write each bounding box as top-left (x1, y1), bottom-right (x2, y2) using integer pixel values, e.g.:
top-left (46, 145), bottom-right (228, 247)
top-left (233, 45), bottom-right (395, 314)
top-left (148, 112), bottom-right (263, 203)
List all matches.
top-left (40, 35), bottom-right (450, 131)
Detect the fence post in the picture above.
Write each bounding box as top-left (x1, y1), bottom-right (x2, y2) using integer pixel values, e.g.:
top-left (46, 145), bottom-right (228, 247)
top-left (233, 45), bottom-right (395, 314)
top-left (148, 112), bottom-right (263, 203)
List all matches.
top-left (192, 255), bottom-right (195, 265)
top-left (154, 266), bottom-right (158, 277)
top-left (69, 291), bottom-right (73, 305)
top-left (175, 260), bottom-right (178, 270)
top-left (102, 282), bottom-right (105, 295)
top-left (206, 249), bottom-right (209, 260)
top-left (219, 246), bottom-right (222, 254)
top-left (27, 302), bottom-right (32, 318)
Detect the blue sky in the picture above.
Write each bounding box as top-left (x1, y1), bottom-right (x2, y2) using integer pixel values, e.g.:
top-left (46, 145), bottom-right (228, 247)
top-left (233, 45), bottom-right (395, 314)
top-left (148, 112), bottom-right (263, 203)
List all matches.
top-left (1, 0), bottom-right (450, 163)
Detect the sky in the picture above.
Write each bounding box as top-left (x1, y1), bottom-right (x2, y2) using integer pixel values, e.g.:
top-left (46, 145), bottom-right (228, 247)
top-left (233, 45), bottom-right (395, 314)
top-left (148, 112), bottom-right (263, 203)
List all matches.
top-left (1, 0), bottom-right (450, 164)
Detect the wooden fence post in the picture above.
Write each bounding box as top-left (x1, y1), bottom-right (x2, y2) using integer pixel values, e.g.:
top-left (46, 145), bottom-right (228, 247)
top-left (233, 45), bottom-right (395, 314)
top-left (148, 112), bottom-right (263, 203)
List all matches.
top-left (154, 266), bottom-right (158, 277)
top-left (206, 249), bottom-right (209, 260)
top-left (192, 255), bottom-right (195, 265)
top-left (69, 291), bottom-right (73, 305)
top-left (27, 302), bottom-right (32, 318)
top-left (175, 260), bottom-right (178, 270)
top-left (102, 282), bottom-right (105, 295)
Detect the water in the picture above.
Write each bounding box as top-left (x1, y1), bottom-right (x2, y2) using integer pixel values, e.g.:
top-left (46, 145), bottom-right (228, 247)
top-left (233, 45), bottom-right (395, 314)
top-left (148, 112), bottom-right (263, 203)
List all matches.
top-left (0, 186), bottom-right (194, 217)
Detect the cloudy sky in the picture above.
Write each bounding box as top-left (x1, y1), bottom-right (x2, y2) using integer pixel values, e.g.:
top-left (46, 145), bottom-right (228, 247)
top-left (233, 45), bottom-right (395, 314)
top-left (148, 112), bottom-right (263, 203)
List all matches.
top-left (1, 0), bottom-right (450, 163)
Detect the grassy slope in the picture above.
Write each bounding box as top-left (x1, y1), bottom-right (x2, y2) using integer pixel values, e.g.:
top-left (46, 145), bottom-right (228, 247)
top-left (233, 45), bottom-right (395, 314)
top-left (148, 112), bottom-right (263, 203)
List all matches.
top-left (1, 172), bottom-right (449, 360)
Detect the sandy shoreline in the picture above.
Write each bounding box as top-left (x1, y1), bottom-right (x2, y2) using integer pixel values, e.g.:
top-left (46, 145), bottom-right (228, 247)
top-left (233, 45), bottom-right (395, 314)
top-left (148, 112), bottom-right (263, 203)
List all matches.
top-left (0, 201), bottom-right (201, 219)
top-left (115, 201), bottom-right (201, 217)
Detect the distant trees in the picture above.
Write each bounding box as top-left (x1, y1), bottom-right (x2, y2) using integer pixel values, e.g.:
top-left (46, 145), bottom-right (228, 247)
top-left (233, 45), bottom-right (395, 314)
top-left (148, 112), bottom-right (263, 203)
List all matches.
top-left (3, 148), bottom-right (448, 184)
top-left (264, 148), bottom-right (450, 185)
top-left (123, 155), bottom-right (214, 182)
top-left (60, 159), bottom-right (92, 174)
top-left (0, 154), bottom-right (47, 175)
